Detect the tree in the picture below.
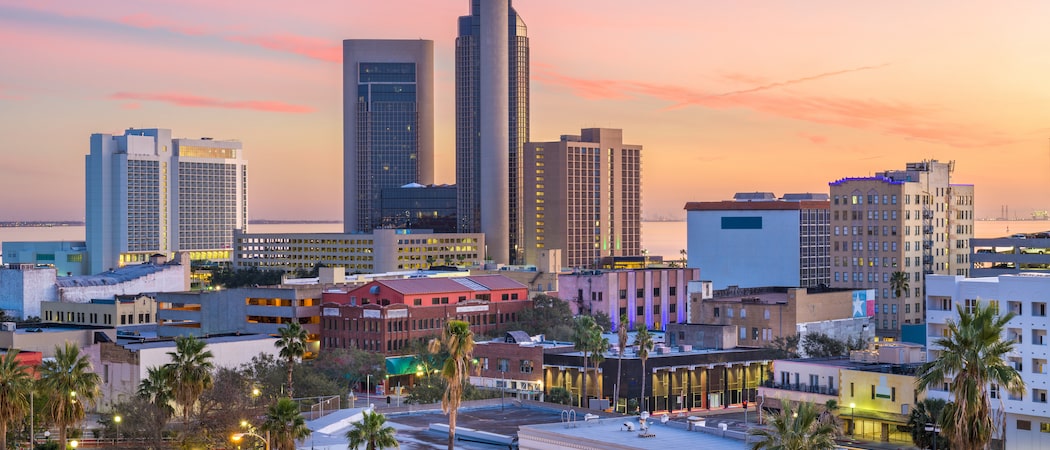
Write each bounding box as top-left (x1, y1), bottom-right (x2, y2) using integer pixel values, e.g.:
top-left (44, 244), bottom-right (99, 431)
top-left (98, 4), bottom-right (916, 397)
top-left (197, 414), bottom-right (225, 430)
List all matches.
top-left (800, 332), bottom-right (848, 358)
top-left (748, 401), bottom-right (838, 450)
top-left (429, 320), bottom-right (474, 450)
top-left (679, 248), bottom-right (688, 268)
top-left (891, 271), bottom-right (909, 299)
top-left (163, 335), bottom-right (215, 433)
top-left (572, 316), bottom-right (601, 407)
top-left (346, 410), bottom-right (399, 450)
top-left (592, 311), bottom-right (612, 332)
top-left (907, 398), bottom-right (950, 450)
top-left (547, 387), bottom-right (572, 406)
top-left (634, 323), bottom-right (654, 413)
top-left (507, 294), bottom-right (574, 340)
top-left (767, 334), bottom-right (801, 359)
top-left (276, 321), bottom-right (309, 398)
top-left (262, 397), bottom-right (311, 450)
top-left (916, 300), bottom-right (1024, 450)
top-left (590, 336), bottom-right (609, 405)
top-left (136, 366), bottom-right (175, 443)
top-left (0, 350), bottom-right (33, 450)
top-left (614, 314), bottom-right (629, 412)
top-left (38, 342), bottom-right (101, 450)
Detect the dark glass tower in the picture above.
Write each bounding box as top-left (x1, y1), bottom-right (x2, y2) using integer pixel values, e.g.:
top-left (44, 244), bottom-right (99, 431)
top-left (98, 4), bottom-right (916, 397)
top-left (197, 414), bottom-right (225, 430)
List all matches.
top-left (455, 0), bottom-right (529, 264)
top-left (343, 40), bottom-right (435, 233)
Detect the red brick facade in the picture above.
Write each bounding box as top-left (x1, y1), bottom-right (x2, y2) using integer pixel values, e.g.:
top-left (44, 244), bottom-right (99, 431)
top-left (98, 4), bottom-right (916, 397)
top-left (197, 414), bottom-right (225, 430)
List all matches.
top-left (320, 275), bottom-right (532, 356)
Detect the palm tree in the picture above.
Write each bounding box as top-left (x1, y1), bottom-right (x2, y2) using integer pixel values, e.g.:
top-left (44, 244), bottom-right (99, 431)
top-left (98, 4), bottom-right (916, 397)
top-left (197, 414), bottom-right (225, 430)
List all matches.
top-left (634, 323), bottom-right (654, 413)
top-left (275, 321), bottom-right (309, 397)
top-left (679, 248), bottom-right (688, 268)
top-left (163, 335), bottom-right (215, 431)
top-left (748, 401), bottom-right (838, 450)
top-left (572, 316), bottom-right (600, 407)
top-left (262, 397), bottom-right (311, 450)
top-left (890, 271), bottom-right (909, 299)
top-left (346, 410), bottom-right (399, 450)
top-left (429, 320), bottom-right (474, 450)
top-left (0, 350), bottom-right (33, 450)
top-left (916, 300), bottom-right (1024, 450)
top-left (137, 366), bottom-right (174, 416)
top-left (907, 398), bottom-right (949, 450)
top-left (613, 314), bottom-right (625, 411)
top-left (590, 336), bottom-right (609, 405)
top-left (38, 342), bottom-right (101, 449)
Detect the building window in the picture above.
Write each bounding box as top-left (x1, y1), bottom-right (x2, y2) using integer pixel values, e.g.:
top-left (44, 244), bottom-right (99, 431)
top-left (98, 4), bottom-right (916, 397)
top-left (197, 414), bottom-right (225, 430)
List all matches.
top-left (520, 360), bottom-right (534, 373)
top-left (497, 358), bottom-right (510, 373)
top-left (636, 306), bottom-right (644, 316)
top-left (739, 328), bottom-right (746, 339)
top-left (414, 299), bottom-right (422, 306)
top-left (714, 308), bottom-right (720, 318)
top-left (1041, 422), bottom-right (1050, 433)
top-left (669, 286), bottom-right (676, 296)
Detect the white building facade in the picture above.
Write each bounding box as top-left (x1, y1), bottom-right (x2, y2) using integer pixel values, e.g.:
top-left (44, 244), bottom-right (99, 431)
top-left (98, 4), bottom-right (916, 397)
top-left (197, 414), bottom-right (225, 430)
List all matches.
top-left (685, 194), bottom-right (830, 290)
top-left (926, 274), bottom-right (1050, 449)
top-left (86, 128), bottom-right (247, 274)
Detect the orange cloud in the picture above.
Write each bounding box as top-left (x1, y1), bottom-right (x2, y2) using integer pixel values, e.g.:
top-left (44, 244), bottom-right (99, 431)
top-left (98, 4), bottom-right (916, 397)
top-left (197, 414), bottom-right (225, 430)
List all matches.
top-left (799, 133), bottom-right (828, 144)
top-left (225, 34), bottom-right (341, 63)
top-left (109, 92), bottom-right (313, 113)
top-left (536, 66), bottom-right (1013, 148)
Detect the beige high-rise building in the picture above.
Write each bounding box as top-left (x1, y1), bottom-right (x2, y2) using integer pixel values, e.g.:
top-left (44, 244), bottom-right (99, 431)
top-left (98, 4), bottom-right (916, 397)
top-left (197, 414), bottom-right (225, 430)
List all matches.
top-left (522, 128), bottom-right (641, 268)
top-left (829, 160), bottom-right (974, 340)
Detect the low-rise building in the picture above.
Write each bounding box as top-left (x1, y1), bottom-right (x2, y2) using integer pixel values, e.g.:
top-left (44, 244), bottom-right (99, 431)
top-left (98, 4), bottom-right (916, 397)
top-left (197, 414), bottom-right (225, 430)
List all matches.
top-left (319, 275), bottom-right (531, 356)
top-left (970, 232), bottom-right (1050, 277)
top-left (689, 285), bottom-right (874, 351)
top-left (0, 323), bottom-right (116, 357)
top-left (758, 343), bottom-right (926, 445)
top-left (93, 333), bottom-right (279, 412)
top-left (41, 294), bottom-right (157, 327)
top-left (0, 254), bottom-right (190, 319)
top-left (558, 267), bottom-right (700, 333)
top-left (155, 286), bottom-right (321, 352)
top-left (1, 240), bottom-right (89, 276)
top-left (544, 337), bottom-right (777, 414)
top-left (232, 228), bottom-right (485, 273)
top-left (469, 331), bottom-right (555, 401)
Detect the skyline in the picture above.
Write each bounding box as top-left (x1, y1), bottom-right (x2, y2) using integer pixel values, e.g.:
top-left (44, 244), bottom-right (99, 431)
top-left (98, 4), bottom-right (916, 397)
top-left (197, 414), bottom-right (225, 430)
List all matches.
top-left (2, 0), bottom-right (1050, 221)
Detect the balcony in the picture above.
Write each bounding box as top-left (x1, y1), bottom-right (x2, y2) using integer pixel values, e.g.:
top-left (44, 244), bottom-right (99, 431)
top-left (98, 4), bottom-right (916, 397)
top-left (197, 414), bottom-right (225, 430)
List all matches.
top-left (761, 380), bottom-right (839, 396)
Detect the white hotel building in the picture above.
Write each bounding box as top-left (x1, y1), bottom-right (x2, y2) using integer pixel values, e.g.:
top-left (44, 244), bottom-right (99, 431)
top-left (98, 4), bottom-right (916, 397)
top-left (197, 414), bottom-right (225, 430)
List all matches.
top-left (926, 274), bottom-right (1050, 449)
top-left (86, 128), bottom-right (247, 274)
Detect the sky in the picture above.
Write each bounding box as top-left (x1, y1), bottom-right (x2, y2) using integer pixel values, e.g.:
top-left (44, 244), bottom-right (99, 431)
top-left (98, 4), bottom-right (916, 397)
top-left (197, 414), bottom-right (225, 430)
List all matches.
top-left (1, 0), bottom-right (1049, 221)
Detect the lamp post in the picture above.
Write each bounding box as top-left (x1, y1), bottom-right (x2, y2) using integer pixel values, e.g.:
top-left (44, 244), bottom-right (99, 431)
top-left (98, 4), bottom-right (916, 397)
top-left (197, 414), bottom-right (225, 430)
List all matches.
top-left (114, 414), bottom-right (122, 441)
top-left (500, 369), bottom-right (506, 412)
top-left (366, 374), bottom-right (371, 406)
top-left (237, 420), bottom-right (271, 450)
top-left (849, 402), bottom-right (856, 438)
top-left (925, 423), bottom-right (942, 450)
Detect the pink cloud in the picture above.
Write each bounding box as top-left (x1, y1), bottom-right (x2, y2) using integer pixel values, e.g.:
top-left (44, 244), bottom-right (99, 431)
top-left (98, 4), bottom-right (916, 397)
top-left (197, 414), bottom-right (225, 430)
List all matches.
top-left (536, 66), bottom-right (1012, 148)
top-left (120, 102), bottom-right (141, 110)
top-left (118, 13), bottom-right (210, 36)
top-left (225, 34), bottom-right (341, 63)
top-left (109, 92), bottom-right (313, 113)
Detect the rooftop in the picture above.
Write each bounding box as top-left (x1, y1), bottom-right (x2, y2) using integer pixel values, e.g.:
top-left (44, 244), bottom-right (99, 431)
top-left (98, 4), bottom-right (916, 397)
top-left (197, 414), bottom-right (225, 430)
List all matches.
top-left (57, 263), bottom-right (174, 287)
top-left (519, 416), bottom-right (748, 450)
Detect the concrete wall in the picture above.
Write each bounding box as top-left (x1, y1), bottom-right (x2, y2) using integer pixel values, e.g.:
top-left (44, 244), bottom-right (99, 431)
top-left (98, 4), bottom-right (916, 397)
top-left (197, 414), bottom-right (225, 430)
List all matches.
top-left (688, 209), bottom-right (800, 289)
top-left (0, 266), bottom-right (58, 318)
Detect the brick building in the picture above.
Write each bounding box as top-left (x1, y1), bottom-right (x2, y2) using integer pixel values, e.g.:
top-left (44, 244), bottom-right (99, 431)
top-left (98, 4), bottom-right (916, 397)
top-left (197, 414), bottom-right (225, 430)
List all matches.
top-left (320, 275), bottom-right (532, 356)
top-left (470, 331), bottom-right (557, 401)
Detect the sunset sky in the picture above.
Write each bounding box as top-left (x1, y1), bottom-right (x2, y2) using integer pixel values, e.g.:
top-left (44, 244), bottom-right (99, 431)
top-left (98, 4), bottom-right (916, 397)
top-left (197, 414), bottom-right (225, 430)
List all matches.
top-left (2, 0), bottom-right (1049, 221)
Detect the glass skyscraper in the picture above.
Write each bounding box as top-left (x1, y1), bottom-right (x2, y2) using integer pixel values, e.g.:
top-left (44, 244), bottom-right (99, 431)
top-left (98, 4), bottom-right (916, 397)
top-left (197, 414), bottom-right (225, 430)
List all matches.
top-left (343, 40), bottom-right (435, 233)
top-left (455, 0), bottom-right (529, 264)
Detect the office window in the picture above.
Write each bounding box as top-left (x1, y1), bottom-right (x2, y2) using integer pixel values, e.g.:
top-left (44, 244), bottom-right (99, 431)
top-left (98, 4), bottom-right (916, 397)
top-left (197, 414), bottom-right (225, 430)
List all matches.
top-left (520, 360), bottom-right (534, 373)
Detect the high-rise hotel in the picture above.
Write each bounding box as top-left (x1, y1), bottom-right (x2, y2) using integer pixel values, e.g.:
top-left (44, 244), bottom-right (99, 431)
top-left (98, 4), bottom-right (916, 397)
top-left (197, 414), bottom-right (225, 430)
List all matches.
top-left (343, 39), bottom-right (435, 233)
top-left (86, 128), bottom-right (247, 274)
top-left (522, 128), bottom-right (642, 269)
top-left (455, 0), bottom-right (529, 264)
top-left (828, 160), bottom-right (973, 339)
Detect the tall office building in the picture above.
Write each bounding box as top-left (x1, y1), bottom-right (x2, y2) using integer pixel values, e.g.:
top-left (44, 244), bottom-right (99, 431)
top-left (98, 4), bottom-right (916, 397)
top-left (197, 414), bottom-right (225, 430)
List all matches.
top-left (828, 160), bottom-right (973, 340)
top-left (86, 128), bottom-right (247, 274)
top-left (343, 39), bottom-right (435, 233)
top-left (455, 0), bottom-right (529, 264)
top-left (522, 128), bottom-right (641, 269)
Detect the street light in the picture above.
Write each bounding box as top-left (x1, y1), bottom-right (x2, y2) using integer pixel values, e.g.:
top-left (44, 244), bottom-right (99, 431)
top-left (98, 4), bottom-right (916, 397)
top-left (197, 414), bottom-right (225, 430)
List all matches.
top-left (925, 423), bottom-right (942, 450)
top-left (849, 402), bottom-right (856, 438)
top-left (69, 440), bottom-right (79, 448)
top-left (235, 420), bottom-right (271, 450)
top-left (114, 414), bottom-right (122, 440)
